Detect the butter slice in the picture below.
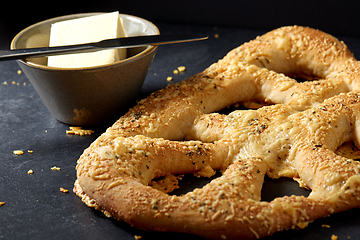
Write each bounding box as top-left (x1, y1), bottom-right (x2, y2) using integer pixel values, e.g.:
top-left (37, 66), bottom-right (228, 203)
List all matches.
top-left (48, 12), bottom-right (126, 68)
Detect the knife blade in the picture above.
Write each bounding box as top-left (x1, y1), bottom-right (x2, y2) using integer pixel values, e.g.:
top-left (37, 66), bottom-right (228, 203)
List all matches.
top-left (0, 33), bottom-right (208, 61)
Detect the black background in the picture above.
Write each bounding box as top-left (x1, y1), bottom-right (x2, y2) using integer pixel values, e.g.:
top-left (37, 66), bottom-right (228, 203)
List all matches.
top-left (1, 0), bottom-right (360, 39)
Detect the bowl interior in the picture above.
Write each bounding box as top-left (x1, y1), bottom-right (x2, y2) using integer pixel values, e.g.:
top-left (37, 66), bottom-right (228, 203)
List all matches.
top-left (11, 13), bottom-right (160, 68)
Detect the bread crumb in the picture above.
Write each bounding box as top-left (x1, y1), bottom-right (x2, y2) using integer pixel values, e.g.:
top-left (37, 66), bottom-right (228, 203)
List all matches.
top-left (66, 127), bottom-right (94, 136)
top-left (173, 69), bottom-right (179, 74)
top-left (214, 33), bottom-right (219, 38)
top-left (13, 150), bottom-right (24, 155)
top-left (60, 187), bottom-right (68, 193)
top-left (149, 174), bottom-right (182, 193)
top-left (27, 169), bottom-right (34, 174)
top-left (17, 70), bottom-right (22, 75)
top-left (51, 166), bottom-right (61, 171)
top-left (134, 236), bottom-right (142, 240)
top-left (177, 66), bottom-right (186, 72)
top-left (28, 150), bottom-right (33, 153)
top-left (322, 224), bottom-right (330, 228)
top-left (0, 202), bottom-right (5, 207)
top-left (331, 235), bottom-right (338, 240)
top-left (12, 81), bottom-right (15, 84)
top-left (167, 76), bottom-right (173, 82)
top-left (3, 81), bottom-right (7, 85)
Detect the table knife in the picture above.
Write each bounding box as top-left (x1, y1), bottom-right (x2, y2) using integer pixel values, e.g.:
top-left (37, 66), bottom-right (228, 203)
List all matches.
top-left (0, 34), bottom-right (208, 61)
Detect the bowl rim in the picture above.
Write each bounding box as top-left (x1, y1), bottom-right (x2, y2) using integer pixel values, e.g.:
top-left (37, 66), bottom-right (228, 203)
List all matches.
top-left (10, 12), bottom-right (160, 71)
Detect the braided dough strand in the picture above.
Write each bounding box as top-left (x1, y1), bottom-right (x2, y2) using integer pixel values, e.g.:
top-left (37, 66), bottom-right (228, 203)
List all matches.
top-left (74, 26), bottom-right (360, 239)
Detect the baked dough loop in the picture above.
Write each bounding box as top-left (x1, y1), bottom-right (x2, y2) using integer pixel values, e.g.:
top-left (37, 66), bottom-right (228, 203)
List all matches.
top-left (74, 26), bottom-right (360, 239)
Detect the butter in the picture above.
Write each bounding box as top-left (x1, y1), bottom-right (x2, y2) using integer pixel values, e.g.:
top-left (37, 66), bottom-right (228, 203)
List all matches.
top-left (48, 12), bottom-right (127, 68)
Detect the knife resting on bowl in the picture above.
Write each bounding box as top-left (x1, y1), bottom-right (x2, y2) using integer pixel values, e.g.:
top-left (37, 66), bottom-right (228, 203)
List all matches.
top-left (0, 34), bottom-right (208, 61)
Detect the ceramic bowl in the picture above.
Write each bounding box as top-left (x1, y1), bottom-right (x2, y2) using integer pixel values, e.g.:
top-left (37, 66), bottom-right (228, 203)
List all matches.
top-left (11, 13), bottom-right (159, 126)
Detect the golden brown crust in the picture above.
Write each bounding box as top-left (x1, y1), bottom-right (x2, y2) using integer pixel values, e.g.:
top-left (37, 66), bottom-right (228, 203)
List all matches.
top-left (74, 26), bottom-right (360, 239)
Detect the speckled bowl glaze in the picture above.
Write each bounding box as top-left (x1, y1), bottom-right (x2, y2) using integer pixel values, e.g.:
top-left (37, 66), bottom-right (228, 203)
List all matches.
top-left (11, 13), bottom-right (159, 126)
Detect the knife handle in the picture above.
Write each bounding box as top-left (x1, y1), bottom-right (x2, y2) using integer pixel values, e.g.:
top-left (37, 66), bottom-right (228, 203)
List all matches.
top-left (0, 43), bottom-right (95, 61)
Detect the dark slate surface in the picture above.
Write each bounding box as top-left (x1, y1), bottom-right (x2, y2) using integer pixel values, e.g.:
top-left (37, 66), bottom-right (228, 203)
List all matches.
top-left (0, 18), bottom-right (360, 240)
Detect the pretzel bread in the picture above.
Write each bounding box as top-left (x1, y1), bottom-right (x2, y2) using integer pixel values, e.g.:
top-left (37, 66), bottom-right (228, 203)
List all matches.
top-left (74, 26), bottom-right (360, 239)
